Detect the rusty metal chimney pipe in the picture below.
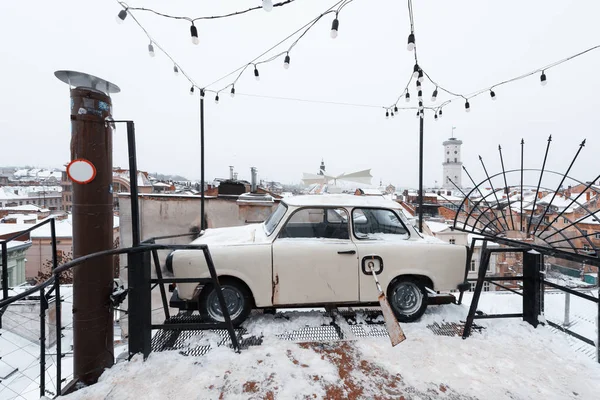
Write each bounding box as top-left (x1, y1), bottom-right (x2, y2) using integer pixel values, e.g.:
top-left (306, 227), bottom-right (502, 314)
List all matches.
top-left (55, 70), bottom-right (120, 385)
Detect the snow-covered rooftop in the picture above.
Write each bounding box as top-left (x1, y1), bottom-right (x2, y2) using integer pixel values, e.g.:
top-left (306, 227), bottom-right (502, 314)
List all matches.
top-left (59, 291), bottom-right (600, 400)
top-left (283, 194), bottom-right (401, 209)
top-left (426, 221), bottom-right (451, 233)
top-left (0, 204), bottom-right (50, 212)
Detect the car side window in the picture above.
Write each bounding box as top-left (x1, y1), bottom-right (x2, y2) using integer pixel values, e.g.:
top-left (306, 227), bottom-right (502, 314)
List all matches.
top-left (279, 208), bottom-right (350, 240)
top-left (352, 208), bottom-right (409, 240)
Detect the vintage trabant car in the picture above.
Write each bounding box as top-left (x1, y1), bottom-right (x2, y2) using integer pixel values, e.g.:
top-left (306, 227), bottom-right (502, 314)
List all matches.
top-left (166, 195), bottom-right (469, 325)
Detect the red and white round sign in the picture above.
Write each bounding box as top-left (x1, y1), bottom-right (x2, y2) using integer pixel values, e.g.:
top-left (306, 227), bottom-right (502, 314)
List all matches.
top-left (67, 159), bottom-right (97, 184)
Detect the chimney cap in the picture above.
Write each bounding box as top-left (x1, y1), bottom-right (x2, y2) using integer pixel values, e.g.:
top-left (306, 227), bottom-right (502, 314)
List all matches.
top-left (54, 70), bottom-right (120, 94)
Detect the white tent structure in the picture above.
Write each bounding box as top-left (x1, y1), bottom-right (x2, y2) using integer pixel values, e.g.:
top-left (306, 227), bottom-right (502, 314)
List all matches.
top-left (301, 169), bottom-right (373, 186)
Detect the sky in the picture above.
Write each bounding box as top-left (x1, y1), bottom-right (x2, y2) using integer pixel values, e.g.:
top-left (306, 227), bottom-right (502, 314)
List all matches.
top-left (1, 0), bottom-right (599, 189)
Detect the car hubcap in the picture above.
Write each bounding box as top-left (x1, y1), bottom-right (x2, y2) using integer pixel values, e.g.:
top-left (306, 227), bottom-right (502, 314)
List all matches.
top-left (206, 286), bottom-right (244, 322)
top-left (391, 282), bottom-right (423, 316)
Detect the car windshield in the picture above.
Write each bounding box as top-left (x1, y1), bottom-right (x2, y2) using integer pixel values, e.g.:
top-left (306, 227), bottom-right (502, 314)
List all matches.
top-left (263, 202), bottom-right (288, 236)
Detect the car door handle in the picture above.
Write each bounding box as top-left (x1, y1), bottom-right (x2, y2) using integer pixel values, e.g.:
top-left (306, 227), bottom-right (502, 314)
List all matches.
top-left (338, 250), bottom-right (356, 255)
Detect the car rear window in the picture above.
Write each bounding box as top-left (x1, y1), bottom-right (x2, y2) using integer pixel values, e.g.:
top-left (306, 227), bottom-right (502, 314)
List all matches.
top-left (352, 208), bottom-right (409, 240)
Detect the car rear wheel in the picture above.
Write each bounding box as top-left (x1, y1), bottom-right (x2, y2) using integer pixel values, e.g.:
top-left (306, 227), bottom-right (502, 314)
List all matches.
top-left (387, 278), bottom-right (428, 322)
top-left (198, 279), bottom-right (252, 326)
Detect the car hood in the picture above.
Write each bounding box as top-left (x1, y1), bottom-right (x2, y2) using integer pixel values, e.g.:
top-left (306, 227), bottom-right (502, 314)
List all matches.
top-left (191, 223), bottom-right (268, 246)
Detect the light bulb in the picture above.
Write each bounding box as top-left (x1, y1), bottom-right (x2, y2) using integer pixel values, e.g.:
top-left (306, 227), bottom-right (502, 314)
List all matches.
top-left (173, 65), bottom-right (179, 75)
top-left (386, 110), bottom-right (389, 119)
top-left (418, 91), bottom-right (423, 101)
top-left (540, 71), bottom-right (547, 86)
top-left (418, 69), bottom-right (424, 83)
top-left (391, 111), bottom-right (395, 118)
top-left (431, 89), bottom-right (438, 102)
top-left (465, 100), bottom-right (471, 112)
top-left (190, 25), bottom-right (199, 45)
top-left (189, 86), bottom-right (195, 95)
top-left (490, 90), bottom-right (496, 100)
top-left (407, 33), bottom-right (415, 51)
top-left (200, 89), bottom-right (205, 99)
top-left (230, 86), bottom-right (235, 98)
top-left (284, 54), bottom-right (290, 69)
top-left (148, 43), bottom-right (155, 57)
top-left (405, 92), bottom-right (410, 102)
top-left (117, 9), bottom-right (127, 24)
top-left (416, 111), bottom-right (420, 118)
top-left (394, 106), bottom-right (398, 113)
top-left (439, 109), bottom-right (443, 118)
top-left (262, 0), bottom-right (273, 12)
top-left (412, 64), bottom-right (419, 78)
top-left (254, 67), bottom-right (260, 81)
top-left (330, 18), bottom-right (339, 38)
top-left (215, 94), bottom-right (219, 104)
top-left (416, 81), bottom-right (421, 90)
top-left (418, 101), bottom-right (423, 110)
top-left (420, 110), bottom-right (424, 119)
top-left (434, 113), bottom-right (438, 121)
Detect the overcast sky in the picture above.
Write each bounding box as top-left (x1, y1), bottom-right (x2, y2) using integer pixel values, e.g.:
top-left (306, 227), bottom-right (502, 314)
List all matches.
top-left (1, 0), bottom-right (599, 189)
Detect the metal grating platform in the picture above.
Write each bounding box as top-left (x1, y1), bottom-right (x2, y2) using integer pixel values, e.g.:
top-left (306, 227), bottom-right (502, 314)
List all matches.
top-left (151, 310), bottom-right (477, 356)
top-left (426, 321), bottom-right (485, 337)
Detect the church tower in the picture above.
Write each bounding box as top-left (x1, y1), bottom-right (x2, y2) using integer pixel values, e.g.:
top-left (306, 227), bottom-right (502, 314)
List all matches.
top-left (442, 137), bottom-right (463, 189)
top-left (318, 159), bottom-right (326, 175)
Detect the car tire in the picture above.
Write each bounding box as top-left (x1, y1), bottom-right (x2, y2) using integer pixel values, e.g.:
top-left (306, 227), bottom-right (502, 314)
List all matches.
top-left (387, 278), bottom-right (428, 323)
top-left (198, 278), bottom-right (253, 327)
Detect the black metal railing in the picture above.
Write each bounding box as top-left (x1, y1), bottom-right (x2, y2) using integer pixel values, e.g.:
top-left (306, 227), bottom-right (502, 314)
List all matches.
top-left (1, 217), bottom-right (62, 397)
top-left (1, 225), bottom-right (237, 398)
top-left (459, 237), bottom-right (599, 363)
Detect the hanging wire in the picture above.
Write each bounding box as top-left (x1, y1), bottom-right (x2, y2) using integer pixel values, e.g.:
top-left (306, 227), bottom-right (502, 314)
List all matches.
top-left (119, 0), bottom-right (297, 23)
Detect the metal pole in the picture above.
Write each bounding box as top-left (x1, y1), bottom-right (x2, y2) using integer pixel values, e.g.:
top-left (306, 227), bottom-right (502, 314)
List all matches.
top-left (127, 121), bottom-right (141, 247)
top-left (200, 96), bottom-right (205, 231)
top-left (40, 287), bottom-right (47, 398)
top-left (50, 219), bottom-right (62, 396)
top-left (564, 292), bottom-right (570, 327)
top-left (1, 242), bottom-right (7, 300)
top-left (127, 251), bottom-right (151, 359)
top-left (418, 114), bottom-right (424, 233)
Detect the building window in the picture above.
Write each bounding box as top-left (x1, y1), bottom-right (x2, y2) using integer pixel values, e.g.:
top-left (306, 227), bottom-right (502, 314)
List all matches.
top-left (563, 218), bottom-right (568, 224)
top-left (469, 283), bottom-right (476, 292)
top-left (483, 282), bottom-right (490, 292)
top-left (583, 245), bottom-right (590, 252)
top-left (454, 150), bottom-right (457, 154)
top-left (447, 158), bottom-right (450, 163)
top-left (470, 259), bottom-right (476, 271)
top-left (582, 230), bottom-right (588, 236)
top-left (595, 233), bottom-right (600, 240)
top-left (449, 238), bottom-right (456, 244)
top-left (454, 158), bottom-right (457, 162)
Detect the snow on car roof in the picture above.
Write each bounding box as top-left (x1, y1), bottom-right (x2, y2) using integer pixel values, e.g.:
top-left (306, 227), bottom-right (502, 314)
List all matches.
top-left (282, 194), bottom-right (402, 209)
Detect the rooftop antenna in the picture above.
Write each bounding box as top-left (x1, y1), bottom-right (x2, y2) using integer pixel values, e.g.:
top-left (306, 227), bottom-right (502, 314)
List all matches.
top-left (451, 126), bottom-right (457, 139)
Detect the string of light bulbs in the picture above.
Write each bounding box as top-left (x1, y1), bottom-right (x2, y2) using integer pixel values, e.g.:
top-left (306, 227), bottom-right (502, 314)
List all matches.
top-left (115, 0), bottom-right (357, 102)
top-left (115, 0), bottom-right (600, 121)
top-left (382, 0), bottom-right (600, 121)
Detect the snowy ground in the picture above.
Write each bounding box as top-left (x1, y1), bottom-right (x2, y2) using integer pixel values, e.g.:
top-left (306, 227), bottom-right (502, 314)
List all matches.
top-left (61, 292), bottom-right (600, 400)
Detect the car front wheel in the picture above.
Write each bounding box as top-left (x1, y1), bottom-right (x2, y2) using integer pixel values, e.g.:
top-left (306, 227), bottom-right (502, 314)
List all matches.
top-left (387, 278), bottom-right (428, 322)
top-left (198, 279), bottom-right (252, 326)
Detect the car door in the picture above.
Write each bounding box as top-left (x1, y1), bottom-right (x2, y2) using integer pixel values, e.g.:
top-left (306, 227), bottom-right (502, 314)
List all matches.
top-left (272, 207), bottom-right (359, 305)
top-left (352, 207), bottom-right (412, 302)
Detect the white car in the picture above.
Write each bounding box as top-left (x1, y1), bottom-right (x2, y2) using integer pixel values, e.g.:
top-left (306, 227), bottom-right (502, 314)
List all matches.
top-left (166, 195), bottom-right (468, 325)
